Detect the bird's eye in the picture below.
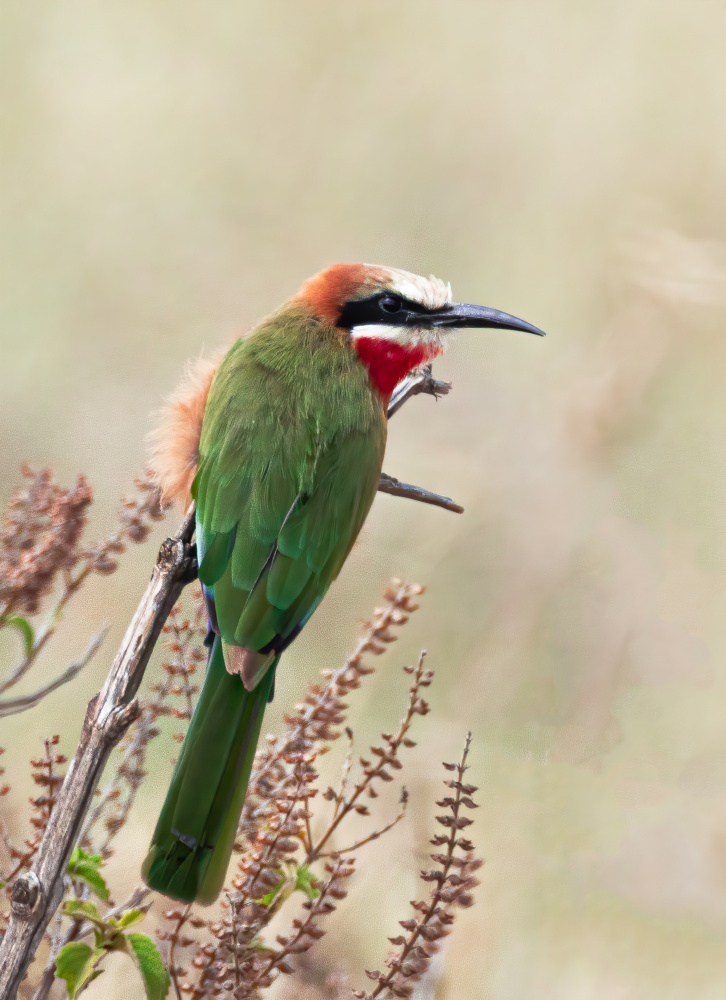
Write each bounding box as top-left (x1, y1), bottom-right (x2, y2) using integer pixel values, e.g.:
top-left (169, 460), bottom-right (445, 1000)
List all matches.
top-left (379, 294), bottom-right (402, 314)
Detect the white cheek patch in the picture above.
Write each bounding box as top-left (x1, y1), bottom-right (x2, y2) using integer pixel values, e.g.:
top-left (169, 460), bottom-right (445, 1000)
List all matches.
top-left (350, 324), bottom-right (447, 351)
top-left (350, 324), bottom-right (408, 344)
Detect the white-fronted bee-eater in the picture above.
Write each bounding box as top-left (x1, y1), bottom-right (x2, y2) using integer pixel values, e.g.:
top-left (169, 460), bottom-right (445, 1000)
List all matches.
top-left (142, 264), bottom-right (545, 903)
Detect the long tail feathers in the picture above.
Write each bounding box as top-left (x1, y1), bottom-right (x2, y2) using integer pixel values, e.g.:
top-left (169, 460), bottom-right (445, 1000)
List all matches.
top-left (142, 635), bottom-right (276, 904)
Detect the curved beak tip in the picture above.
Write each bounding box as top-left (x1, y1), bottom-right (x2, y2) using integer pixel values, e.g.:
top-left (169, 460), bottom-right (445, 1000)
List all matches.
top-left (441, 302), bottom-right (547, 338)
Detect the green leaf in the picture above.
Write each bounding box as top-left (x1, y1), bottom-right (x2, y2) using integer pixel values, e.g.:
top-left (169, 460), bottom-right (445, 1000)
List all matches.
top-left (4, 616), bottom-right (34, 655)
top-left (115, 908), bottom-right (145, 931)
top-left (68, 845), bottom-right (102, 868)
top-left (55, 942), bottom-right (104, 999)
top-left (257, 872), bottom-right (284, 906)
top-left (67, 846), bottom-right (110, 902)
top-left (294, 863), bottom-right (320, 902)
top-left (126, 933), bottom-right (170, 1000)
top-left (62, 899), bottom-right (106, 929)
top-left (71, 862), bottom-right (110, 902)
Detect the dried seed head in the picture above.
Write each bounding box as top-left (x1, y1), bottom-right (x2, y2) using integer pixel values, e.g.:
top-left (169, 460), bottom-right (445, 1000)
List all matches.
top-left (0, 467), bottom-right (92, 614)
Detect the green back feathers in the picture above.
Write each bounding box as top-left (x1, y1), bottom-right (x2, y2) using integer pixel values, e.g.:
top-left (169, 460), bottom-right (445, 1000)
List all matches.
top-left (195, 306), bottom-right (386, 658)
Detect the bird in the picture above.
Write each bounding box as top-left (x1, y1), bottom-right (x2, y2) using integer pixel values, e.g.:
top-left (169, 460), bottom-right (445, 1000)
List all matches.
top-left (142, 263), bottom-right (544, 904)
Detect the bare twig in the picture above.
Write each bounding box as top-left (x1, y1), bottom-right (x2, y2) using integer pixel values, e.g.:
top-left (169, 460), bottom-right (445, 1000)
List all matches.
top-left (310, 650), bottom-right (431, 860)
top-left (0, 508), bottom-right (196, 1000)
top-left (377, 474), bottom-right (464, 514)
top-left (0, 586), bottom-right (89, 698)
top-left (31, 921), bottom-right (80, 1000)
top-left (169, 904), bottom-right (193, 1000)
top-left (325, 794), bottom-right (408, 858)
top-left (387, 366), bottom-right (452, 418)
top-left (379, 366), bottom-right (462, 514)
top-left (356, 734), bottom-right (482, 1000)
top-left (0, 630), bottom-right (107, 718)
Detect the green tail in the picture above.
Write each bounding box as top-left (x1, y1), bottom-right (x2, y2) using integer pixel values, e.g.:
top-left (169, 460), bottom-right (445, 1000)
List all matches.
top-left (142, 636), bottom-right (276, 904)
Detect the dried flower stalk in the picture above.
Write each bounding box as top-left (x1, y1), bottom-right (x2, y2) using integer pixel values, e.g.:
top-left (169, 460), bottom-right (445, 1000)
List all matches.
top-left (355, 734), bottom-right (482, 1000)
top-left (0, 737), bottom-right (67, 892)
top-left (158, 581), bottom-right (430, 1000)
top-left (0, 469), bottom-right (167, 713)
top-left (310, 648), bottom-right (432, 859)
top-left (0, 468), bottom-right (92, 620)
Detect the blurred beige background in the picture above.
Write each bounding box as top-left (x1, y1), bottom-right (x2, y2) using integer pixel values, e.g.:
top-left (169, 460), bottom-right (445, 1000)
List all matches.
top-left (3, 1), bottom-right (726, 997)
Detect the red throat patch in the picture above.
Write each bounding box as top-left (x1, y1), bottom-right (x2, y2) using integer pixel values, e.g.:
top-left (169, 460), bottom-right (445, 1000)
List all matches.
top-left (353, 337), bottom-right (442, 399)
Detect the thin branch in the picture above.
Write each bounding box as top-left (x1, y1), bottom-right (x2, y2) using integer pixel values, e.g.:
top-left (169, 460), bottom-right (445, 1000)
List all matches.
top-left (377, 474), bottom-right (464, 514)
top-left (0, 508), bottom-right (196, 1000)
top-left (319, 798), bottom-right (408, 859)
top-left (309, 650), bottom-right (431, 860)
top-left (169, 904), bottom-right (192, 1000)
top-left (0, 578), bottom-right (91, 697)
top-left (387, 365), bottom-right (452, 418)
top-left (380, 366), bottom-right (462, 513)
top-left (0, 813), bottom-right (14, 864)
top-left (0, 630), bottom-right (107, 718)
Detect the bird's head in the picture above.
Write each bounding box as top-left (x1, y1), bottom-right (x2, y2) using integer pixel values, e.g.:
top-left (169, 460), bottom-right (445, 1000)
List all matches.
top-left (294, 263), bottom-right (545, 398)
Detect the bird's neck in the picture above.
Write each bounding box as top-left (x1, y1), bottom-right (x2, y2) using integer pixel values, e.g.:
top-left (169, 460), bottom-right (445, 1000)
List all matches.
top-left (353, 336), bottom-right (442, 400)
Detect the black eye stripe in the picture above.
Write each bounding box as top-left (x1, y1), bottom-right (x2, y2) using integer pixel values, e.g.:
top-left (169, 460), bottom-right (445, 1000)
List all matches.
top-left (337, 293), bottom-right (436, 329)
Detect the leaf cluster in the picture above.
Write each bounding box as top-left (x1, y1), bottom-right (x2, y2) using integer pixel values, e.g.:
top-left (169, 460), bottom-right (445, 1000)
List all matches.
top-left (57, 895), bottom-right (168, 1000)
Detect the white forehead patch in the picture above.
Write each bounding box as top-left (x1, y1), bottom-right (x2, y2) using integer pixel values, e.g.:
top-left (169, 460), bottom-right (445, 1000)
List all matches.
top-left (366, 266), bottom-right (452, 310)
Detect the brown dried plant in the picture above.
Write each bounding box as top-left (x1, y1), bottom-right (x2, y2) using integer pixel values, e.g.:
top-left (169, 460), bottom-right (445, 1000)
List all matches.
top-left (0, 467), bottom-right (167, 716)
top-left (9, 597), bottom-right (212, 999)
top-left (158, 582), bottom-right (425, 999)
top-left (0, 466), bottom-right (171, 993)
top-left (152, 582), bottom-right (480, 1000)
top-left (0, 572), bottom-right (481, 1000)
top-left (355, 734), bottom-right (482, 1000)
top-left (0, 468), bottom-right (92, 619)
top-left (0, 737), bottom-right (68, 940)
top-left (0, 467), bottom-right (482, 1000)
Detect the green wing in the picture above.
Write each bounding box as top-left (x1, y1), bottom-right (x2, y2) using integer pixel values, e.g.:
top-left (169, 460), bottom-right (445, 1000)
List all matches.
top-left (195, 335), bottom-right (385, 664)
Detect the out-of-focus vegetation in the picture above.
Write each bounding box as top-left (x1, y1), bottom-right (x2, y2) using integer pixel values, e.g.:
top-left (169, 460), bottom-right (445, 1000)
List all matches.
top-left (2, 1), bottom-right (726, 997)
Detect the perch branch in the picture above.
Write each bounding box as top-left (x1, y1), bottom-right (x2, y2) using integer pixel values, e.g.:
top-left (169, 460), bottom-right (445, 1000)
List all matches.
top-left (387, 365), bottom-right (452, 417)
top-left (0, 510), bottom-right (196, 1000)
top-left (377, 473), bottom-right (463, 514)
top-left (381, 365), bottom-right (463, 513)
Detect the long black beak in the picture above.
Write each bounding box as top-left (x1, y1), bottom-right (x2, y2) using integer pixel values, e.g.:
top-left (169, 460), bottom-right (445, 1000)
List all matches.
top-left (422, 301), bottom-right (546, 337)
